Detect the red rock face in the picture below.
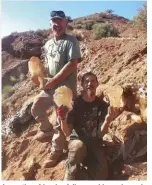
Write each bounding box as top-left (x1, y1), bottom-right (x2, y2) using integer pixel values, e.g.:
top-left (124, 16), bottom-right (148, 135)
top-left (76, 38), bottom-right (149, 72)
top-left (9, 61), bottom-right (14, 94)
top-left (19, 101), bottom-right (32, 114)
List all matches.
top-left (2, 32), bottom-right (44, 59)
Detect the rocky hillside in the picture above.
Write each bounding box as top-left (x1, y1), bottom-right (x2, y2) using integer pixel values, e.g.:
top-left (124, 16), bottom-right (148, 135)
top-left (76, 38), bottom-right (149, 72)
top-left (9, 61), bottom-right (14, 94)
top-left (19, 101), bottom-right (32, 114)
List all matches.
top-left (2, 12), bottom-right (147, 180)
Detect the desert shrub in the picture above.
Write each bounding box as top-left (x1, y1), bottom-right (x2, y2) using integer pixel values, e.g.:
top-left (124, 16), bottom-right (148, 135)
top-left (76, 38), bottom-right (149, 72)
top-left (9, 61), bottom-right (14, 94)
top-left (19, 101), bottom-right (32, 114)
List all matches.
top-left (93, 23), bottom-right (119, 39)
top-left (36, 29), bottom-right (44, 37)
top-left (2, 85), bottom-right (14, 100)
top-left (19, 73), bottom-right (26, 81)
top-left (104, 9), bottom-right (114, 14)
top-left (9, 76), bottom-right (17, 82)
top-left (83, 22), bottom-right (94, 30)
top-left (36, 29), bottom-right (50, 38)
top-left (67, 25), bottom-right (74, 30)
top-left (76, 21), bottom-right (82, 25)
top-left (133, 4), bottom-right (147, 28)
top-left (73, 20), bottom-right (84, 29)
top-left (75, 24), bottom-right (83, 29)
top-left (72, 32), bottom-right (83, 41)
top-left (11, 31), bottom-right (18, 36)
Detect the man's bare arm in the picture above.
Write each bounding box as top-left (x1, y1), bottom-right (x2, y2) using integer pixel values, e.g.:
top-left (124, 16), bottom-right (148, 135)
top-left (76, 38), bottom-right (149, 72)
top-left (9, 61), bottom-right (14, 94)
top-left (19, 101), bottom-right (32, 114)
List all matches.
top-left (44, 59), bottom-right (78, 89)
top-left (56, 106), bottom-right (73, 137)
top-left (98, 107), bottom-right (122, 137)
top-left (60, 119), bottom-right (73, 137)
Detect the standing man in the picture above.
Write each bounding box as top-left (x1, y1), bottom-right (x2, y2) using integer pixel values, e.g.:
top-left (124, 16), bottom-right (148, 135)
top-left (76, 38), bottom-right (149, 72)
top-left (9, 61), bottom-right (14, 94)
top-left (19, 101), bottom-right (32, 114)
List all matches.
top-left (57, 72), bottom-right (122, 180)
top-left (31, 10), bottom-right (81, 158)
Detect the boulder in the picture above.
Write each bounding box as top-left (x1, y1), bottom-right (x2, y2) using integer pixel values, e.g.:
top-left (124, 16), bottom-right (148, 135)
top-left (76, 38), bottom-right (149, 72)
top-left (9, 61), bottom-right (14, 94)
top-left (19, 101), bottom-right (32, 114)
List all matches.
top-left (109, 111), bottom-right (147, 163)
top-left (2, 31), bottom-right (44, 59)
top-left (2, 98), bottom-right (34, 135)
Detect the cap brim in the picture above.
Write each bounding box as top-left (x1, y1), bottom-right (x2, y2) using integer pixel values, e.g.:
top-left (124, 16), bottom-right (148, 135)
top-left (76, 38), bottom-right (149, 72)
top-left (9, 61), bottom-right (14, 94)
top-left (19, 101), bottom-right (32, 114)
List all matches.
top-left (51, 16), bottom-right (64, 20)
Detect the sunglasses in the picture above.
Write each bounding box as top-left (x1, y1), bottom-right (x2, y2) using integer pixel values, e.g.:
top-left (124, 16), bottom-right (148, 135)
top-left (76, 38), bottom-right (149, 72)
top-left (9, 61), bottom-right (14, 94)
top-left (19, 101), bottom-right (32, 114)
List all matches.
top-left (50, 11), bottom-right (66, 18)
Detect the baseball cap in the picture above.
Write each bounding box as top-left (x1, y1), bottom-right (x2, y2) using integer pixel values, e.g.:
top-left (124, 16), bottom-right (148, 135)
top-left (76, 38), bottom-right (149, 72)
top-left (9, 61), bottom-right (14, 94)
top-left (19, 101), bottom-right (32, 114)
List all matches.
top-left (50, 10), bottom-right (66, 20)
top-left (50, 10), bottom-right (73, 22)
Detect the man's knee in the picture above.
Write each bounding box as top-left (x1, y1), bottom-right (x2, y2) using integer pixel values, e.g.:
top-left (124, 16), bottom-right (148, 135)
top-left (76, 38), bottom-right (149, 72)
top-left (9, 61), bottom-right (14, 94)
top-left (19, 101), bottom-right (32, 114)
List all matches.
top-left (51, 128), bottom-right (66, 151)
top-left (68, 140), bottom-right (86, 164)
top-left (31, 95), bottom-right (47, 119)
top-left (31, 95), bottom-right (40, 113)
top-left (95, 152), bottom-right (108, 180)
top-left (97, 162), bottom-right (108, 180)
top-left (31, 101), bottom-right (37, 118)
top-left (69, 140), bottom-right (86, 152)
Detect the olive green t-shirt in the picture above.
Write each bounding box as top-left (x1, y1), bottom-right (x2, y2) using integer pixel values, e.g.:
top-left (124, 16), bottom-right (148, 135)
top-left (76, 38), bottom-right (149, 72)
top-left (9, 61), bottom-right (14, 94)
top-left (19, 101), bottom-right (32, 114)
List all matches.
top-left (44, 34), bottom-right (81, 97)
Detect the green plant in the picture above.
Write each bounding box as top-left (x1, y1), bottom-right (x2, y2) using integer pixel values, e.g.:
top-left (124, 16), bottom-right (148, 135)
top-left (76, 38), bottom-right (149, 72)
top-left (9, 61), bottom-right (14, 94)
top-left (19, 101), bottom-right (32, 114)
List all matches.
top-left (2, 85), bottom-right (14, 100)
top-left (105, 9), bottom-right (114, 14)
top-left (93, 23), bottom-right (119, 39)
top-left (9, 76), bottom-right (17, 82)
top-left (11, 31), bottom-right (18, 35)
top-left (84, 22), bottom-right (94, 30)
top-left (76, 21), bottom-right (82, 25)
top-left (36, 29), bottom-right (49, 38)
top-left (133, 3), bottom-right (147, 28)
top-left (36, 29), bottom-right (44, 37)
top-left (67, 25), bottom-right (74, 31)
top-left (75, 24), bottom-right (83, 29)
